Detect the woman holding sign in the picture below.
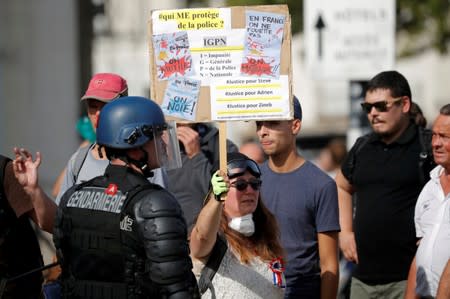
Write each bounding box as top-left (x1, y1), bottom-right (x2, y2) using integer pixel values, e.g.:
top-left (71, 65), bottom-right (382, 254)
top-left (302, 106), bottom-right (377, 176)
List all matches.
top-left (190, 152), bottom-right (285, 298)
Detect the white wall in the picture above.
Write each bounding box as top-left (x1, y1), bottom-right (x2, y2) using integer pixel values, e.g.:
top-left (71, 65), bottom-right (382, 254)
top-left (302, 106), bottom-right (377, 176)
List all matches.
top-left (0, 0), bottom-right (79, 194)
top-left (0, 0), bottom-right (79, 265)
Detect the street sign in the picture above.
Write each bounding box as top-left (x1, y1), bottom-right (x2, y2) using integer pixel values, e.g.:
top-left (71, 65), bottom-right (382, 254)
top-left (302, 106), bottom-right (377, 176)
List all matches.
top-left (304, 0), bottom-right (396, 80)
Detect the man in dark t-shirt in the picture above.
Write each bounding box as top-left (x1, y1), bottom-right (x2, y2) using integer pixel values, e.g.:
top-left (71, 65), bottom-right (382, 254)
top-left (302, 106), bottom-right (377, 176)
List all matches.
top-left (335, 71), bottom-right (426, 299)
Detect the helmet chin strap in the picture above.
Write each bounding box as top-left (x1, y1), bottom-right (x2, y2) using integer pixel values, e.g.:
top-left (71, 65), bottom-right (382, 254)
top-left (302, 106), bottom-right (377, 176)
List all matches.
top-left (125, 147), bottom-right (154, 178)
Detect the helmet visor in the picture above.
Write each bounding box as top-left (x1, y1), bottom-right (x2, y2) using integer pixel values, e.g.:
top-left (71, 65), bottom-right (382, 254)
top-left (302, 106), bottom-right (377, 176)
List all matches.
top-left (154, 120), bottom-right (182, 170)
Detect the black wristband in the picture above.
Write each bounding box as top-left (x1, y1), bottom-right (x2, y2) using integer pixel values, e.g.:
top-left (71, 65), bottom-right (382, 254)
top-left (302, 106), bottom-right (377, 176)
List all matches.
top-left (214, 193), bottom-right (225, 202)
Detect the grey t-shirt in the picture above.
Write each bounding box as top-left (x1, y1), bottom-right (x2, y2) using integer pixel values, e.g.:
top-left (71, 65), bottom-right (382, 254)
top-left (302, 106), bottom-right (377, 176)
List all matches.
top-left (260, 160), bottom-right (340, 284)
top-left (56, 146), bottom-right (168, 205)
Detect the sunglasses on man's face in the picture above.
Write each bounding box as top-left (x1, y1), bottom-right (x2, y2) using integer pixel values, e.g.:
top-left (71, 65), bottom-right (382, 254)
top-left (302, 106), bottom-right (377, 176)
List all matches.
top-left (360, 97), bottom-right (403, 114)
top-left (230, 178), bottom-right (262, 191)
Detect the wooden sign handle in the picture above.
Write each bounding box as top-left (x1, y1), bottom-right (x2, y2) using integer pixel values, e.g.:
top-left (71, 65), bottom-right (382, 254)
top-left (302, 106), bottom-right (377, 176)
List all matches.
top-left (219, 121), bottom-right (227, 172)
top-left (219, 121), bottom-right (227, 201)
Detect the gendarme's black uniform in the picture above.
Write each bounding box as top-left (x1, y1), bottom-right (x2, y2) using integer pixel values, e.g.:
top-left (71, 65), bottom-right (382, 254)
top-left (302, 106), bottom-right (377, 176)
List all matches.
top-left (54, 164), bottom-right (198, 299)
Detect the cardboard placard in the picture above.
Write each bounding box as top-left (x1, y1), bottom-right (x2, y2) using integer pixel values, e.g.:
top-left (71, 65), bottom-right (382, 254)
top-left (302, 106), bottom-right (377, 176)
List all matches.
top-left (148, 5), bottom-right (292, 123)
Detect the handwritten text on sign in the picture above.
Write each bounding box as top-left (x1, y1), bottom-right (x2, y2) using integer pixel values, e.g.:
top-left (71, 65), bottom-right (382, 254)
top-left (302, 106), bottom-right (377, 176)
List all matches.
top-left (241, 11), bottom-right (285, 78)
top-left (152, 8), bottom-right (231, 34)
top-left (162, 77), bottom-right (201, 121)
top-left (153, 31), bottom-right (194, 80)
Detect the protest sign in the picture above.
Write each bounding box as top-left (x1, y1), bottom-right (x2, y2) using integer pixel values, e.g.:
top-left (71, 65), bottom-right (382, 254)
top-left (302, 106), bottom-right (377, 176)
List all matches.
top-left (149, 5), bottom-right (292, 122)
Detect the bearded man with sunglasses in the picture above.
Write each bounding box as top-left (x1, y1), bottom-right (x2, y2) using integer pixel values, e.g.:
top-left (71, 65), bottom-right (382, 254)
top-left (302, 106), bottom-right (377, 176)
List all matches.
top-left (335, 70), bottom-right (428, 299)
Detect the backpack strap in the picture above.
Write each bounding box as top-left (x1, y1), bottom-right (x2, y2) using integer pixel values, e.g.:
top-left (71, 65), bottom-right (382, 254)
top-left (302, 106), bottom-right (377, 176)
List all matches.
top-left (198, 234), bottom-right (227, 295)
top-left (417, 127), bottom-right (435, 184)
top-left (72, 143), bottom-right (94, 183)
top-left (347, 134), bottom-right (371, 184)
top-left (418, 127), bottom-right (433, 160)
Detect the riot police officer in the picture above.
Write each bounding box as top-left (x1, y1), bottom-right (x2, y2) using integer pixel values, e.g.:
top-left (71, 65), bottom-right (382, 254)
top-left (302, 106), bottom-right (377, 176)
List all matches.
top-left (54, 96), bottom-right (199, 298)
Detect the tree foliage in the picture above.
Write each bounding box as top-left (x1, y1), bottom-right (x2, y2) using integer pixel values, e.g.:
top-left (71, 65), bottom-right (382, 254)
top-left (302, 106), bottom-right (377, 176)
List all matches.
top-left (396, 0), bottom-right (449, 55)
top-left (216, 0), bottom-right (449, 56)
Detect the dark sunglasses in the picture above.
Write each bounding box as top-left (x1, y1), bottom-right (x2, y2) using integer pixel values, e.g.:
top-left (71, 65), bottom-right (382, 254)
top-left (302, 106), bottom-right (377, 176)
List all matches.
top-left (230, 178), bottom-right (262, 191)
top-left (227, 158), bottom-right (261, 179)
top-left (360, 97), bottom-right (403, 114)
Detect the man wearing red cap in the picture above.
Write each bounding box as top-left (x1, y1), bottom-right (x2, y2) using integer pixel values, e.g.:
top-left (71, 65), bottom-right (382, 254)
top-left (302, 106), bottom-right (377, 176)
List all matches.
top-left (80, 72), bottom-right (128, 101)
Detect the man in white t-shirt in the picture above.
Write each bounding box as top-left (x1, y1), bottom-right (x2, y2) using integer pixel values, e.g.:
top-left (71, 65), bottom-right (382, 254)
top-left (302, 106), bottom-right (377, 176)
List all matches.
top-left (405, 104), bottom-right (450, 299)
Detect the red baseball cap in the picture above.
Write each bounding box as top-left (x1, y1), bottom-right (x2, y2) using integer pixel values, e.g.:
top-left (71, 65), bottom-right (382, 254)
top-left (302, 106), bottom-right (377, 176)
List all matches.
top-left (81, 73), bottom-right (128, 102)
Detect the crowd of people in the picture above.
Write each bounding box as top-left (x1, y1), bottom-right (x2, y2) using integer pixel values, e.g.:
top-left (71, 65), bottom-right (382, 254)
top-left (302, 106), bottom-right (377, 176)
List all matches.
top-left (0, 69), bottom-right (449, 299)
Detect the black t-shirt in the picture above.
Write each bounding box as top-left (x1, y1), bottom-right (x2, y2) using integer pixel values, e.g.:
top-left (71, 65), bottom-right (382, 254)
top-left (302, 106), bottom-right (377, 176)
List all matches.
top-left (341, 123), bottom-right (425, 283)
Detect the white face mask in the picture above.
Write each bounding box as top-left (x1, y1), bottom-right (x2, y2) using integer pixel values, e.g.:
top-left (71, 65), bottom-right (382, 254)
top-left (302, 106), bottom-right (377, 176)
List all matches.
top-left (228, 213), bottom-right (255, 236)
